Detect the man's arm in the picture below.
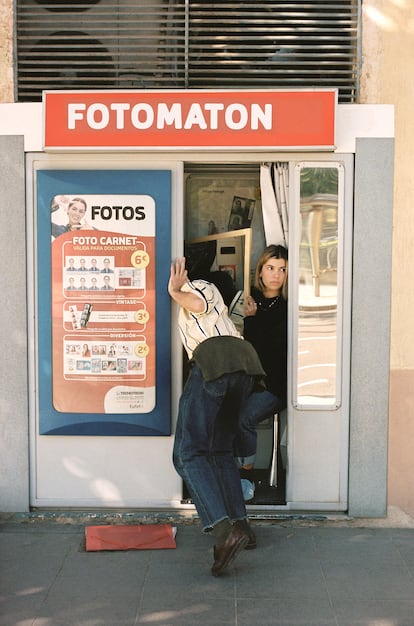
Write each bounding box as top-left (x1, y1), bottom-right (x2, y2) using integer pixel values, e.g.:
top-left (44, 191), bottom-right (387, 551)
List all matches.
top-left (168, 257), bottom-right (205, 313)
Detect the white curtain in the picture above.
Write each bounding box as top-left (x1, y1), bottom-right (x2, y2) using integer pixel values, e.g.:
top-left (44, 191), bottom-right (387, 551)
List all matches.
top-left (260, 162), bottom-right (289, 482)
top-left (260, 162), bottom-right (289, 247)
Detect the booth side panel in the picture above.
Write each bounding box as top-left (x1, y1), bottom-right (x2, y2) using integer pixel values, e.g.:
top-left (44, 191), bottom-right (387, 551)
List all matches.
top-left (0, 135), bottom-right (29, 512)
top-left (348, 137), bottom-right (394, 517)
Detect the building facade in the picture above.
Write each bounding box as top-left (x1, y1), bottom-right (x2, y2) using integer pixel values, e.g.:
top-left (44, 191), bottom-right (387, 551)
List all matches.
top-left (0, 0), bottom-right (412, 518)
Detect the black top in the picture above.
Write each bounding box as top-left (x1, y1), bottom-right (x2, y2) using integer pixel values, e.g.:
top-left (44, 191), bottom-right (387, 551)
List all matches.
top-left (243, 286), bottom-right (288, 407)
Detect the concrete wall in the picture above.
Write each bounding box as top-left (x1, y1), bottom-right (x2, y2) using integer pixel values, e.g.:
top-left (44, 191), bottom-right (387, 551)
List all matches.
top-left (360, 1), bottom-right (414, 518)
top-left (0, 136), bottom-right (29, 511)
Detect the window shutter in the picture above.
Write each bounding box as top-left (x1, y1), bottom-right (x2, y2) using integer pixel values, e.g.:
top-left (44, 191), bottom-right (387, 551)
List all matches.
top-left (17, 1), bottom-right (359, 103)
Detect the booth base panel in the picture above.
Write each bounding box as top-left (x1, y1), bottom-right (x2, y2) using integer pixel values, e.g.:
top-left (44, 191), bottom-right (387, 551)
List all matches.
top-left (182, 467), bottom-right (286, 506)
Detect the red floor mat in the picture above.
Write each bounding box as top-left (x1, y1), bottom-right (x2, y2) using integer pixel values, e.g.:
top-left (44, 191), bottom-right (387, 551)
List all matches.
top-left (85, 524), bottom-right (177, 551)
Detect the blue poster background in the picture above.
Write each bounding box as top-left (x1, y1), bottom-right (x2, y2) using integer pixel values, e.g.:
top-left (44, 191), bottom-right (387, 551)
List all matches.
top-left (37, 169), bottom-right (171, 435)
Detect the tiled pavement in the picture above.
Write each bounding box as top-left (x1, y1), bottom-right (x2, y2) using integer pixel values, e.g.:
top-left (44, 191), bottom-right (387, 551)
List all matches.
top-left (1, 513), bottom-right (414, 626)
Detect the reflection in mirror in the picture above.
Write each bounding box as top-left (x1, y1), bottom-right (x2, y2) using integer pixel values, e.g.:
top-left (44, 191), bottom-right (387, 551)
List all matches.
top-left (186, 228), bottom-right (252, 333)
top-left (295, 165), bottom-right (342, 409)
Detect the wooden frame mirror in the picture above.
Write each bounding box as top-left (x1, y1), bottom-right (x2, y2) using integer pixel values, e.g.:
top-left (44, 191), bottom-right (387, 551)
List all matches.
top-left (186, 227), bottom-right (252, 296)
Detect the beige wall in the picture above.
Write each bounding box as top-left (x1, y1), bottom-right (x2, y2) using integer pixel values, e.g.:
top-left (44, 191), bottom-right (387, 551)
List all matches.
top-left (0, 0), bottom-right (14, 103)
top-left (361, 0), bottom-right (414, 517)
top-left (388, 370), bottom-right (414, 517)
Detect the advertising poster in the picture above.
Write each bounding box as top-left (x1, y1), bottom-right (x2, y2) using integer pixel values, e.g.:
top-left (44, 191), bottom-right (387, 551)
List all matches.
top-left (37, 170), bottom-right (171, 435)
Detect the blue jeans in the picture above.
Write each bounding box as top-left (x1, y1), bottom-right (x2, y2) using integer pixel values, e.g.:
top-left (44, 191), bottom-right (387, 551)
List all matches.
top-left (233, 389), bottom-right (283, 467)
top-left (173, 364), bottom-right (255, 531)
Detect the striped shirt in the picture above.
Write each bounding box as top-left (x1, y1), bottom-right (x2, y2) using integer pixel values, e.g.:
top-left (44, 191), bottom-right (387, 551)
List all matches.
top-left (178, 279), bottom-right (241, 359)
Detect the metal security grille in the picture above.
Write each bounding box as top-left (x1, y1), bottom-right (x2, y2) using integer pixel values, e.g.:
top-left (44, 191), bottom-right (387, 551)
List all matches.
top-left (16, 1), bottom-right (360, 103)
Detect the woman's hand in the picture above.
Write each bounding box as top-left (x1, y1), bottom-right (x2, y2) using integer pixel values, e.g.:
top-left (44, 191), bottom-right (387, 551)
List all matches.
top-left (244, 295), bottom-right (257, 317)
top-left (71, 220), bottom-right (92, 231)
top-left (79, 221), bottom-right (92, 230)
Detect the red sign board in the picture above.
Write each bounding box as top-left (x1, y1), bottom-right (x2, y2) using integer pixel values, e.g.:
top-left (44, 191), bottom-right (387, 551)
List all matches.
top-left (43, 89), bottom-right (336, 150)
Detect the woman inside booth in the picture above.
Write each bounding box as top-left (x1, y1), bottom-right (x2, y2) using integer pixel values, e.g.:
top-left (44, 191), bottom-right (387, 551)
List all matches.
top-left (234, 244), bottom-right (288, 499)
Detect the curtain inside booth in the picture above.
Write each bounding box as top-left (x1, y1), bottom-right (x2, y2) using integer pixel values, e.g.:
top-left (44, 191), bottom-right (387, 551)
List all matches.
top-left (260, 162), bottom-right (289, 247)
top-left (260, 162), bottom-right (289, 479)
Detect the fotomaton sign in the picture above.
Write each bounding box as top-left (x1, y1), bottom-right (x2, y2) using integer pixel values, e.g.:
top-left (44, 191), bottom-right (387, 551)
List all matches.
top-left (43, 89), bottom-right (337, 151)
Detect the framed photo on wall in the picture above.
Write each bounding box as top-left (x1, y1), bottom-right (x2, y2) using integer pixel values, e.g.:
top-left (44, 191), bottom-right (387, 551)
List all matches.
top-left (227, 196), bottom-right (256, 230)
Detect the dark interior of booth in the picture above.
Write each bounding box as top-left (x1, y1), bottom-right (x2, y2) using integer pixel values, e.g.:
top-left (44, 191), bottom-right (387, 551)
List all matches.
top-left (181, 163), bottom-right (287, 506)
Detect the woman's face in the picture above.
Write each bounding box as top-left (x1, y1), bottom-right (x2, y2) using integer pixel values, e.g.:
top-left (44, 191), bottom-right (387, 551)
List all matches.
top-left (260, 257), bottom-right (287, 296)
top-left (67, 201), bottom-right (86, 227)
